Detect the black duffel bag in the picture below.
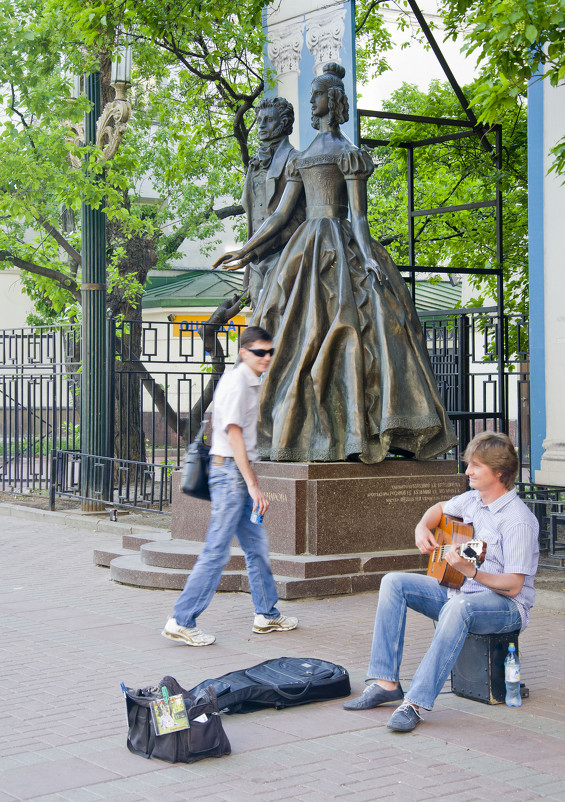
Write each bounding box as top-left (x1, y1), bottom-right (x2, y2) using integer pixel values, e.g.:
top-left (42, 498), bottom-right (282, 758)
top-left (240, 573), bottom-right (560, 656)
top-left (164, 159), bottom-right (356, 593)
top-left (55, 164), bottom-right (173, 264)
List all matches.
top-left (124, 676), bottom-right (230, 763)
top-left (186, 656), bottom-right (351, 714)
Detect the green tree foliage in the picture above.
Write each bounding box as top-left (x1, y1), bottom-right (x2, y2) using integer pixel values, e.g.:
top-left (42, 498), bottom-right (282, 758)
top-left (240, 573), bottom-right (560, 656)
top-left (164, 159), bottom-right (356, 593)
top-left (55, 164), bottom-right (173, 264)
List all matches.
top-left (0, 0), bottom-right (532, 333)
top-left (363, 80), bottom-right (527, 329)
top-left (0, 0), bottom-right (270, 324)
top-left (440, 0), bottom-right (565, 172)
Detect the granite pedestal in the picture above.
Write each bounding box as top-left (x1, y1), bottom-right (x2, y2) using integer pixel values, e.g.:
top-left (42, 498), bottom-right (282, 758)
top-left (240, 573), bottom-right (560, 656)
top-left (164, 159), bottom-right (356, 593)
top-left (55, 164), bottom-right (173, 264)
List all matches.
top-left (165, 460), bottom-right (467, 598)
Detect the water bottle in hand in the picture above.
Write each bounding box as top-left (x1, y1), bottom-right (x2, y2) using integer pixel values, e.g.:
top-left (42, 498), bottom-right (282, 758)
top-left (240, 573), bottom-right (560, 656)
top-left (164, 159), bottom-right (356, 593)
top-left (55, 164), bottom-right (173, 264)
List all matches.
top-left (504, 643), bottom-right (522, 707)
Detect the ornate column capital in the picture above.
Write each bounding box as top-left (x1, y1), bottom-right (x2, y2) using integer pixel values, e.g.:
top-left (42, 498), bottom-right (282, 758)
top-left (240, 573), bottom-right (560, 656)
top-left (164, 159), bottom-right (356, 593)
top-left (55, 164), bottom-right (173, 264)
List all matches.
top-left (268, 24), bottom-right (305, 76)
top-left (305, 7), bottom-right (347, 75)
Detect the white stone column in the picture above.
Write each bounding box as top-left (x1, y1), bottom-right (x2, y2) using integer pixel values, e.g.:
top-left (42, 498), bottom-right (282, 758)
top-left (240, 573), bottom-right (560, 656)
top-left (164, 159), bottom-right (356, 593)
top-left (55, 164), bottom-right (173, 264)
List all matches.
top-left (534, 79), bottom-right (565, 485)
top-left (267, 23), bottom-right (305, 148)
top-left (265, 0), bottom-right (356, 149)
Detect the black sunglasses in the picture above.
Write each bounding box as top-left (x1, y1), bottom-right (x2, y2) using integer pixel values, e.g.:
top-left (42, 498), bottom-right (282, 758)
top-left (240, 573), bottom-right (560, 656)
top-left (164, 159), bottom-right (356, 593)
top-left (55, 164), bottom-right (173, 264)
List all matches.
top-left (245, 347), bottom-right (275, 357)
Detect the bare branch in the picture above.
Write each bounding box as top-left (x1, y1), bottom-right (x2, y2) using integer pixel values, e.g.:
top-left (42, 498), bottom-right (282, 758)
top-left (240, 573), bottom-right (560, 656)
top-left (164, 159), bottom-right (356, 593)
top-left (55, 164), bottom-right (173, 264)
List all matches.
top-left (162, 204), bottom-right (244, 257)
top-left (356, 0), bottom-right (384, 33)
top-left (36, 214), bottom-right (82, 268)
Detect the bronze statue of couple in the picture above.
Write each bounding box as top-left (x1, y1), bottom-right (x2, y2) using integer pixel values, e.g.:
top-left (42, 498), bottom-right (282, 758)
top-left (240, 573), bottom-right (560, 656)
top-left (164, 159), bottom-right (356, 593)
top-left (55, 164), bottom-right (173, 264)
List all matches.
top-left (215, 63), bottom-right (456, 464)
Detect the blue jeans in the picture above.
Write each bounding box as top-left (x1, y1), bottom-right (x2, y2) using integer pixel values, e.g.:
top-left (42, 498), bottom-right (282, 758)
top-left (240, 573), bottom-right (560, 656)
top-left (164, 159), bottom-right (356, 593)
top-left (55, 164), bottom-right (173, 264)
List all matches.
top-left (368, 572), bottom-right (522, 710)
top-left (173, 461), bottom-right (280, 628)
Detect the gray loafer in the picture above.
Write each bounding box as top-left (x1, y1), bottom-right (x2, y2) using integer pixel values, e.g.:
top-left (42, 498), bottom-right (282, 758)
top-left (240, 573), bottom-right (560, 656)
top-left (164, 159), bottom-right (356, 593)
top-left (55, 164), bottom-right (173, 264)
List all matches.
top-left (343, 682), bottom-right (404, 710)
top-left (387, 702), bottom-right (423, 731)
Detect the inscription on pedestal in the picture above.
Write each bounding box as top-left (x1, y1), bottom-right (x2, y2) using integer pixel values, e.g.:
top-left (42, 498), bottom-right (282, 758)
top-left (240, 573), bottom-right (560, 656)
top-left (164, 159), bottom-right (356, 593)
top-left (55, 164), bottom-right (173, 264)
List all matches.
top-left (311, 473), bottom-right (467, 555)
top-left (265, 491), bottom-right (289, 503)
top-left (367, 477), bottom-right (466, 504)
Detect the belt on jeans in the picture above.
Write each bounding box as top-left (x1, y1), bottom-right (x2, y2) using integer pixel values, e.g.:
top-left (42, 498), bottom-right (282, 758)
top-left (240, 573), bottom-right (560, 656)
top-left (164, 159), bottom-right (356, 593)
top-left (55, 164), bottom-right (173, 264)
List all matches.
top-left (211, 455), bottom-right (235, 465)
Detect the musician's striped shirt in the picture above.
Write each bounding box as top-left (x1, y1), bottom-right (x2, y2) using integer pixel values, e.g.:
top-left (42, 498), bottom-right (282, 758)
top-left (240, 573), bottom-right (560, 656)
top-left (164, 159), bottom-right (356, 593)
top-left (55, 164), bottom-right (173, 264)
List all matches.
top-left (443, 488), bottom-right (539, 629)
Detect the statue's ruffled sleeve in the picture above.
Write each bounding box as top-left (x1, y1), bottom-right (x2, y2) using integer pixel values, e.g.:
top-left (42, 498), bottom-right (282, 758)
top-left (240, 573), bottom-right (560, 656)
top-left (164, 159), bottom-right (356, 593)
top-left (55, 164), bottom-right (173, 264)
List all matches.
top-left (285, 153), bottom-right (302, 183)
top-left (338, 149), bottom-right (375, 181)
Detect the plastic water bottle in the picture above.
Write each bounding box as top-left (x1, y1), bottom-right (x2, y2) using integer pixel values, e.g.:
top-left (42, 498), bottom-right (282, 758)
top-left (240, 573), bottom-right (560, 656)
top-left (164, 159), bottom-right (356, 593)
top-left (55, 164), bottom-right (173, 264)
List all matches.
top-left (504, 643), bottom-right (522, 707)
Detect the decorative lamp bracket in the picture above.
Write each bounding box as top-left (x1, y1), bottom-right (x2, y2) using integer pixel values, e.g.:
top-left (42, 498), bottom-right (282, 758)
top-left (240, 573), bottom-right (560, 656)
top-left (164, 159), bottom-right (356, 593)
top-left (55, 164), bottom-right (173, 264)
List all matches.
top-left (95, 82), bottom-right (132, 162)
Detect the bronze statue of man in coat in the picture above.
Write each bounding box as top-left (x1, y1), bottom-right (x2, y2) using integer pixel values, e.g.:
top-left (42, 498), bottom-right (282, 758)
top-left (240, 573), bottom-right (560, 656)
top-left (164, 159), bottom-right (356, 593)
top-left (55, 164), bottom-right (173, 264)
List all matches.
top-left (240, 97), bottom-right (305, 307)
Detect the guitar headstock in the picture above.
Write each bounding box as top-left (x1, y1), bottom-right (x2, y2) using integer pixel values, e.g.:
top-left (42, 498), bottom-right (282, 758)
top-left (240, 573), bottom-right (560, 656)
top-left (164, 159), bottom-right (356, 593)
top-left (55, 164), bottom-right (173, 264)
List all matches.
top-left (459, 540), bottom-right (487, 565)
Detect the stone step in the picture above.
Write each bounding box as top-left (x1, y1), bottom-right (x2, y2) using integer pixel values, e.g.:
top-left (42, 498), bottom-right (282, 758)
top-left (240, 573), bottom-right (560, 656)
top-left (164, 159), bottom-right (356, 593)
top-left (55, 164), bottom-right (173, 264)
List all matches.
top-left (94, 531), bottom-right (174, 566)
top-left (108, 552), bottom-right (426, 598)
top-left (140, 540), bottom-right (247, 571)
top-left (110, 554), bottom-right (242, 592)
top-left (94, 545), bottom-right (134, 567)
top-left (138, 538), bottom-right (425, 577)
top-left (271, 550), bottom-right (425, 578)
top-left (122, 530), bottom-right (172, 551)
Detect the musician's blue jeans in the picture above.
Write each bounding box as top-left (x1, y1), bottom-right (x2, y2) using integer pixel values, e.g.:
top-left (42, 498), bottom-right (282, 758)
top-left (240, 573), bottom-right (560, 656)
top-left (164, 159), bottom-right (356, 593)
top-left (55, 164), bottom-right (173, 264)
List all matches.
top-left (173, 461), bottom-right (280, 628)
top-left (367, 572), bottom-right (522, 710)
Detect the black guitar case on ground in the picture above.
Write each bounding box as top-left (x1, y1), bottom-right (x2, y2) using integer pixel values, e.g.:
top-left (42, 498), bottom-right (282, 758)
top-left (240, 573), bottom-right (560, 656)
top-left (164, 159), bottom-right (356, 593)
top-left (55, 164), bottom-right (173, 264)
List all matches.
top-left (185, 656), bottom-right (351, 714)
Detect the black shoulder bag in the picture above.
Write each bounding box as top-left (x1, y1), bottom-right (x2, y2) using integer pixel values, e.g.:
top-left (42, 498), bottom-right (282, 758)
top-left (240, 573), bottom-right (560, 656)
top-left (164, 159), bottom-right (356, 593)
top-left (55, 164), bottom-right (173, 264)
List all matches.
top-left (180, 414), bottom-right (212, 501)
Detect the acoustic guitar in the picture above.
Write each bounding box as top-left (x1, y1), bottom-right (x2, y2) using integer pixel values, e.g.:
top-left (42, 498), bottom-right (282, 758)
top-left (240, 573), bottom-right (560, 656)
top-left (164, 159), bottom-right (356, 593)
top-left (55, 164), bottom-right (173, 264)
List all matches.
top-left (427, 513), bottom-right (487, 590)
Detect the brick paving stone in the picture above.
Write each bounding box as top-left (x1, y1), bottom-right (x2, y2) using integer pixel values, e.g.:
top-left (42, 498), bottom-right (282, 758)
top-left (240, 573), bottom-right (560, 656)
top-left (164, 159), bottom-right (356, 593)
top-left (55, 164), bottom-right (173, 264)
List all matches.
top-left (387, 782), bottom-right (438, 799)
top-left (394, 771), bottom-right (452, 791)
top-left (85, 778), bottom-right (154, 799)
top-left (340, 790), bottom-right (400, 802)
top-left (0, 758), bottom-right (122, 800)
top-left (257, 792), bottom-right (336, 802)
top-left (193, 796), bottom-right (237, 802)
top-left (58, 791), bottom-right (105, 802)
top-left (487, 764), bottom-right (540, 781)
top-left (1, 511), bottom-right (565, 801)
top-left (535, 781), bottom-right (565, 800)
top-left (284, 791), bottom-right (342, 802)
top-left (435, 795), bottom-right (495, 802)
top-left (16, 794), bottom-right (62, 801)
top-left (222, 791), bottom-right (306, 802)
top-left (303, 779), bottom-right (362, 796)
top-left (512, 773), bottom-right (565, 793)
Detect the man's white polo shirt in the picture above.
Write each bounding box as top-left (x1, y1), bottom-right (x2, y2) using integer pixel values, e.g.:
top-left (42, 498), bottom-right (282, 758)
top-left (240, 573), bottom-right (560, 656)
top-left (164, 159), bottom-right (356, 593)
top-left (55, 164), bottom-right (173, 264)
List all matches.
top-left (210, 362), bottom-right (261, 462)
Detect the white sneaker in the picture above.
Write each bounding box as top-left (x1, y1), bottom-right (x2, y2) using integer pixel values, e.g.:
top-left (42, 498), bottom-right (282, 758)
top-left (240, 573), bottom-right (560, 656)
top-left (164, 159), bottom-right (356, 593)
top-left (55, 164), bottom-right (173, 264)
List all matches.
top-left (161, 618), bottom-right (216, 646)
top-left (252, 614), bottom-right (299, 634)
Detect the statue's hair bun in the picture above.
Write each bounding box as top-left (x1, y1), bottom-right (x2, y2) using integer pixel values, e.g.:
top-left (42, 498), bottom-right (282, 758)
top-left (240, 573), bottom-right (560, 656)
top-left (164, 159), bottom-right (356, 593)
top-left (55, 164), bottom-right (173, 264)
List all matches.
top-left (323, 62), bottom-right (346, 79)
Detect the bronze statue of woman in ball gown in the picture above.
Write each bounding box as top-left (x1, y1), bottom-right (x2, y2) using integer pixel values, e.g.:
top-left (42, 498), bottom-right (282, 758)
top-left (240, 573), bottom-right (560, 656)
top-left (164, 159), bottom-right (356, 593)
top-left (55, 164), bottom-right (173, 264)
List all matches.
top-left (215, 63), bottom-right (456, 463)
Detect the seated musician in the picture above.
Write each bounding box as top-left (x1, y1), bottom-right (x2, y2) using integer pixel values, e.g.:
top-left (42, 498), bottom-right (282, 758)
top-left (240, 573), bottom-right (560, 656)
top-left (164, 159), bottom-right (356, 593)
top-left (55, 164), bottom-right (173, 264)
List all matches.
top-left (344, 431), bottom-right (539, 731)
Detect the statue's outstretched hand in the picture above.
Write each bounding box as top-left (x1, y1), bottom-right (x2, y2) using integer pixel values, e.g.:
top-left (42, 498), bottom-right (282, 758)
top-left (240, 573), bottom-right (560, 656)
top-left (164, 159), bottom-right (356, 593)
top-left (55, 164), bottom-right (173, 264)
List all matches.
top-left (366, 257), bottom-right (386, 285)
top-left (212, 251), bottom-right (253, 272)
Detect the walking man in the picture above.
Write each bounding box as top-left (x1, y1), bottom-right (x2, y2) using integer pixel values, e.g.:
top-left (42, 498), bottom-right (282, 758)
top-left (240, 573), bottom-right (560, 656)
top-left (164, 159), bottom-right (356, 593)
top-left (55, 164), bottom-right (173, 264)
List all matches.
top-left (162, 326), bottom-right (299, 646)
top-left (344, 432), bottom-right (538, 731)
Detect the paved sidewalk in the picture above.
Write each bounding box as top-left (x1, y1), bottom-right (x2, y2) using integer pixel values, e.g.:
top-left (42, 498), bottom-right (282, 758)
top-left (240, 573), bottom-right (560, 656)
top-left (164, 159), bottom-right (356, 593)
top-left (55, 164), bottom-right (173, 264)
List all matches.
top-left (1, 511), bottom-right (564, 802)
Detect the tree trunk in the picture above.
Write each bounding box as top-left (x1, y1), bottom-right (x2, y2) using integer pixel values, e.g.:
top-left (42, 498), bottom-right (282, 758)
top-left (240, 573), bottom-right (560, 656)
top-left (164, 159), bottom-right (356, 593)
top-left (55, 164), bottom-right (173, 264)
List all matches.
top-left (107, 215), bottom-right (159, 463)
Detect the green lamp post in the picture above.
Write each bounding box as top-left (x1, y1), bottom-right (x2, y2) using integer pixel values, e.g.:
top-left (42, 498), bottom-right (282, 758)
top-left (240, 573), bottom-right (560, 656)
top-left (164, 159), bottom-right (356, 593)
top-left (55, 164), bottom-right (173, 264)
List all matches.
top-left (80, 50), bottom-right (131, 511)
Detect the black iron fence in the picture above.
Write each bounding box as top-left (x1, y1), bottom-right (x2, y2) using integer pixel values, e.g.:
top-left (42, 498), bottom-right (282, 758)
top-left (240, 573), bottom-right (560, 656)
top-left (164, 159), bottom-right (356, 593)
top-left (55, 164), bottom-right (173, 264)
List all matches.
top-left (0, 319), bottom-right (244, 511)
top-left (0, 324), bottom-right (81, 493)
top-left (110, 318), bottom-right (245, 466)
top-left (2, 309), bottom-right (560, 564)
top-left (420, 307), bottom-right (529, 472)
top-left (0, 311), bottom-right (529, 507)
top-left (50, 449), bottom-right (173, 513)
top-left (516, 483), bottom-right (565, 562)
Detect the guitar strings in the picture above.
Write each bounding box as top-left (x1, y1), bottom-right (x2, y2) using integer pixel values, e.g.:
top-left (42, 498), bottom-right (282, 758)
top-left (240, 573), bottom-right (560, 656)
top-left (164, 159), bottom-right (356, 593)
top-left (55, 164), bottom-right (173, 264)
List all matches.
top-left (431, 544), bottom-right (481, 560)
